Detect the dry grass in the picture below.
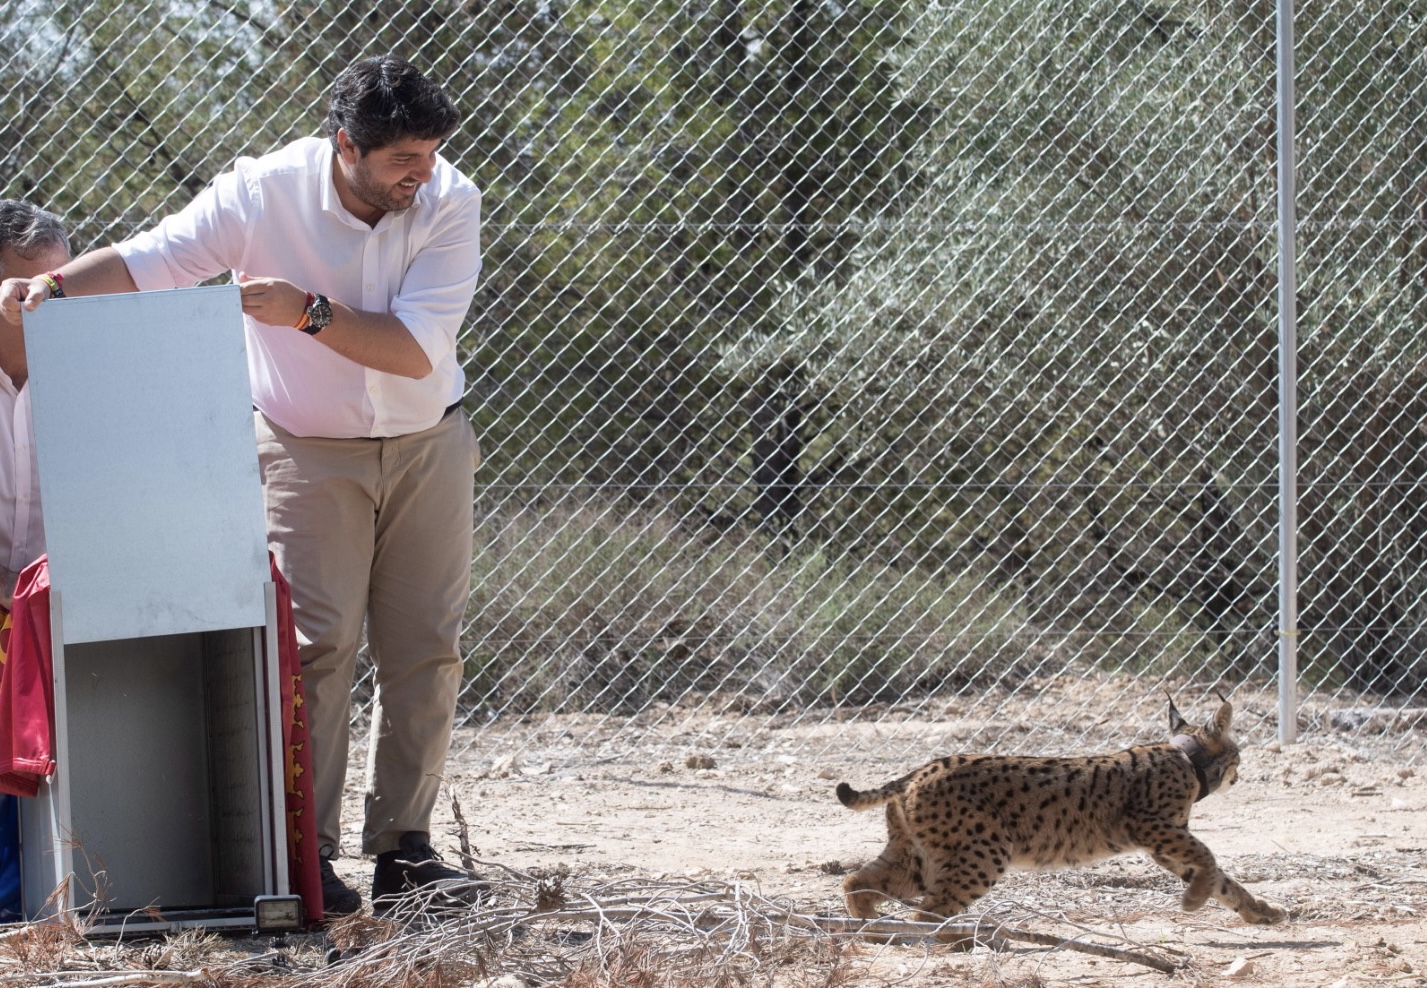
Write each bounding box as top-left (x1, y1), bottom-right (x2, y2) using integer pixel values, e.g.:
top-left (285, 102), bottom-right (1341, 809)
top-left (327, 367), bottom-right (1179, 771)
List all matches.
top-left (0, 873), bottom-right (1190, 988)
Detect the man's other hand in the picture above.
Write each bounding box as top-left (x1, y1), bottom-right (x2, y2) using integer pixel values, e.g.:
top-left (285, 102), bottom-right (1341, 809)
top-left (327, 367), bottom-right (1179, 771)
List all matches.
top-left (0, 277), bottom-right (49, 325)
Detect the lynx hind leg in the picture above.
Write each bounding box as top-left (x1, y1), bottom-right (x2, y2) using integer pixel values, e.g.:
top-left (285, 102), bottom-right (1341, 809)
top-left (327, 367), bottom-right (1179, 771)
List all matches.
top-left (910, 840), bottom-right (1011, 950)
top-left (842, 853), bottom-right (921, 919)
top-left (915, 839), bottom-right (1011, 923)
top-left (843, 801), bottom-right (923, 919)
top-left (1145, 829), bottom-right (1285, 924)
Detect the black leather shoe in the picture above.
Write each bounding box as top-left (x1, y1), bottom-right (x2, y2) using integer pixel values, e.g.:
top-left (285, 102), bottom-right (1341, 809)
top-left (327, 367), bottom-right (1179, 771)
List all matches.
top-left (319, 848), bottom-right (362, 917)
top-left (371, 832), bottom-right (486, 910)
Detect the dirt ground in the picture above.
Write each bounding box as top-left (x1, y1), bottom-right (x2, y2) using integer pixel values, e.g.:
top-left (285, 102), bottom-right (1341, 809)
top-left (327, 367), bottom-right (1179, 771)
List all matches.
top-left (321, 695), bottom-right (1427, 988)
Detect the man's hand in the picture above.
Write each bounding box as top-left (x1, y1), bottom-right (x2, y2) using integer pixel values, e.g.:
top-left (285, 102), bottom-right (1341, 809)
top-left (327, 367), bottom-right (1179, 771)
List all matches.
top-left (0, 276), bottom-right (52, 326)
top-left (238, 273), bottom-right (308, 328)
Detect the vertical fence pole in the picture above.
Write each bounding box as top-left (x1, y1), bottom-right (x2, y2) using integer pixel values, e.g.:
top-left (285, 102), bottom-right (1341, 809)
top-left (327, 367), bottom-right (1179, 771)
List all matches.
top-left (1276, 0), bottom-right (1299, 745)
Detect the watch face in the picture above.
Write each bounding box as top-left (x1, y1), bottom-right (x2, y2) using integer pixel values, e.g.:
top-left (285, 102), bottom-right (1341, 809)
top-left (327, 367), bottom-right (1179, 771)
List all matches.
top-left (308, 294), bottom-right (333, 330)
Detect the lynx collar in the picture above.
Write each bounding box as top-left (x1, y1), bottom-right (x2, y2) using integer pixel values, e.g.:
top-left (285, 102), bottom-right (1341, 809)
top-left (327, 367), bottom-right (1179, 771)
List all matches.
top-left (1170, 734), bottom-right (1223, 802)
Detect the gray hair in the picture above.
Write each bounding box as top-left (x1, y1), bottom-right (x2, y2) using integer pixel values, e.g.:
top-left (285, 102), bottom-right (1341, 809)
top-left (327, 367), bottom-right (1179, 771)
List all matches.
top-left (0, 199), bottom-right (69, 277)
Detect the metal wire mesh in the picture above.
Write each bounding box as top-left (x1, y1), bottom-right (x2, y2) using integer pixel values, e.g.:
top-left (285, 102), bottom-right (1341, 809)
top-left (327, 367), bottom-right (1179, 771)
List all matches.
top-left (3, 0), bottom-right (1422, 765)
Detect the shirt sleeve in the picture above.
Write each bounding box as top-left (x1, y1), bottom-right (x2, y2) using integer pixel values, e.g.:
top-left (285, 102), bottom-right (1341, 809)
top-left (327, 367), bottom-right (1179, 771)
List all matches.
top-left (391, 186), bottom-right (482, 373)
top-left (113, 164), bottom-right (255, 291)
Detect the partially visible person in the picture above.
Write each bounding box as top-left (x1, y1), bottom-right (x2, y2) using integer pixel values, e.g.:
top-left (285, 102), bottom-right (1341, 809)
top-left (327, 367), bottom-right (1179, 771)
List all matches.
top-left (0, 200), bottom-right (68, 607)
top-left (0, 198), bottom-right (69, 923)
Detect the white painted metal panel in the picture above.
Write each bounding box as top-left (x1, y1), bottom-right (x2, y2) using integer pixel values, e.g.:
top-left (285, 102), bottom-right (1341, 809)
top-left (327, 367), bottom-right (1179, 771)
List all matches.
top-left (23, 286), bottom-right (268, 643)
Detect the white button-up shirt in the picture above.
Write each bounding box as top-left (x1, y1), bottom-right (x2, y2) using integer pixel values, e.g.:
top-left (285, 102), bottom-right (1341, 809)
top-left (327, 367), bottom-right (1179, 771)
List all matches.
top-left (115, 137), bottom-right (482, 439)
top-left (0, 371), bottom-right (43, 577)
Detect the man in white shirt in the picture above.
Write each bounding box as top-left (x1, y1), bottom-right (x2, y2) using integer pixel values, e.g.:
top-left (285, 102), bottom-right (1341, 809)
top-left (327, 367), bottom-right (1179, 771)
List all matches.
top-left (0, 55), bottom-right (484, 918)
top-left (0, 200), bottom-right (69, 607)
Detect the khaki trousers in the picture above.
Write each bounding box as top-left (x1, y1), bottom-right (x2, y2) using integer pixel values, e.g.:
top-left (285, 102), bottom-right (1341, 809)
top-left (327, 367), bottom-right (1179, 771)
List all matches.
top-left (255, 410), bottom-right (478, 856)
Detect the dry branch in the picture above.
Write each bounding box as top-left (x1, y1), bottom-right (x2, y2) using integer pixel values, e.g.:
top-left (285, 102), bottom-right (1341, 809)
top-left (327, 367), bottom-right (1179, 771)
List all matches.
top-left (0, 877), bottom-right (1188, 987)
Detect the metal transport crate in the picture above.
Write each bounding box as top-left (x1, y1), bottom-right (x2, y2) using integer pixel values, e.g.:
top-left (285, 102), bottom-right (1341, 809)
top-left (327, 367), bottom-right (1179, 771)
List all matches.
top-left (17, 286), bottom-right (298, 932)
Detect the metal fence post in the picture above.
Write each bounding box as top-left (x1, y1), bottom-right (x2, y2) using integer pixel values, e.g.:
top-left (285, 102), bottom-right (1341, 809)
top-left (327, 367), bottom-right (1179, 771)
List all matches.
top-left (1277, 0), bottom-right (1300, 746)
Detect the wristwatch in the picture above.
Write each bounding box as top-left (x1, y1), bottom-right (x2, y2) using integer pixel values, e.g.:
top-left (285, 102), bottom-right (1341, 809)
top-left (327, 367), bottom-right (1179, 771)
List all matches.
top-left (301, 293), bottom-right (333, 335)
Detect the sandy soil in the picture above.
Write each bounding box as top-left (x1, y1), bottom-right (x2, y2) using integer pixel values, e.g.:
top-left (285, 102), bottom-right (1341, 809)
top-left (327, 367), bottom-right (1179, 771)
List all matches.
top-left (323, 700), bottom-right (1427, 988)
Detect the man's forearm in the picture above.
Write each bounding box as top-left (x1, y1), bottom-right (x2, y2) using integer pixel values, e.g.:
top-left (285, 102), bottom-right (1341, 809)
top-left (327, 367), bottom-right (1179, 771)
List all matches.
top-left (55, 247), bottom-right (141, 297)
top-left (1, 246), bottom-right (140, 325)
top-left (317, 302), bottom-right (433, 379)
top-left (237, 275), bottom-right (434, 379)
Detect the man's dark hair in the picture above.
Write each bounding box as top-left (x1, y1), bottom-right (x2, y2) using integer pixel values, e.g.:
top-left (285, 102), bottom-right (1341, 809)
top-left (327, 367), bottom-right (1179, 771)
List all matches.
top-left (0, 199), bottom-right (69, 277)
top-left (325, 54), bottom-right (460, 154)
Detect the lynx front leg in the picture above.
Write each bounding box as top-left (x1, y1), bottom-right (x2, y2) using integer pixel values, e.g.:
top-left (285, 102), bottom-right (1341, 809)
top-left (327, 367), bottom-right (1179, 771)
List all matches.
top-left (1145, 828), bottom-right (1285, 924)
top-left (1206, 870), bottom-right (1286, 924)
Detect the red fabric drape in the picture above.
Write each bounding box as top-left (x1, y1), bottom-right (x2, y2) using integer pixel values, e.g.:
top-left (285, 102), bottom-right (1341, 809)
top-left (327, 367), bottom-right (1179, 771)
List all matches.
top-left (0, 561), bottom-right (55, 798)
top-left (268, 556), bottom-right (323, 924)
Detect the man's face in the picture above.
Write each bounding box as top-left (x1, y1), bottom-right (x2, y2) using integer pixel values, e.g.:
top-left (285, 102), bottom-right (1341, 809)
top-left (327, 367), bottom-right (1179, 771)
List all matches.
top-left (341, 132), bottom-right (441, 216)
top-left (0, 242), bottom-right (70, 282)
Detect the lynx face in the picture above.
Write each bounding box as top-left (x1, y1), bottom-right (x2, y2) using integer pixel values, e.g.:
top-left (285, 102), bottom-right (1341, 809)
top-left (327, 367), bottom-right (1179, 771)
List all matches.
top-left (836, 698), bottom-right (1285, 927)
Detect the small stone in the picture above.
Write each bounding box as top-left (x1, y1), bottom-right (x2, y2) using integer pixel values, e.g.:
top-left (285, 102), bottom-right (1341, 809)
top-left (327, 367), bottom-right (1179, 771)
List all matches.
top-left (1224, 957), bottom-right (1255, 978)
top-left (686, 754), bottom-right (717, 770)
top-left (817, 769), bottom-right (837, 780)
top-left (489, 754), bottom-right (520, 778)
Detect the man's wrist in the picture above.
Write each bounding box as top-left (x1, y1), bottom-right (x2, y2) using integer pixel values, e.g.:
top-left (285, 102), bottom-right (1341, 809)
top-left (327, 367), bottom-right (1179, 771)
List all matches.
top-left (294, 291), bottom-right (315, 331)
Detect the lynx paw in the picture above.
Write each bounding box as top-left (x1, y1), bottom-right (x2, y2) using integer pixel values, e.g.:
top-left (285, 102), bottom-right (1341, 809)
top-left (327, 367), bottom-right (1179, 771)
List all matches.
top-left (1242, 899), bottom-right (1286, 925)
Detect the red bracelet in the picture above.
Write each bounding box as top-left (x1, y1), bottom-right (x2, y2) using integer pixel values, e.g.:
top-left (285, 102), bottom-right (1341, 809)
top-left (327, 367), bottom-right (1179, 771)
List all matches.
top-left (39, 272), bottom-right (65, 299)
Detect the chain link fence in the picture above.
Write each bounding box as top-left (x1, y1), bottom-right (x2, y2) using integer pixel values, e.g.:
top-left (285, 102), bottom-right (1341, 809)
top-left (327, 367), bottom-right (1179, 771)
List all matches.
top-left (3, 0), bottom-right (1423, 766)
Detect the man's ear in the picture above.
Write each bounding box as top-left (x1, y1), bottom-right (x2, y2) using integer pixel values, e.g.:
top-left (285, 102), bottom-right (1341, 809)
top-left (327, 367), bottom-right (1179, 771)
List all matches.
top-left (335, 128), bottom-right (361, 163)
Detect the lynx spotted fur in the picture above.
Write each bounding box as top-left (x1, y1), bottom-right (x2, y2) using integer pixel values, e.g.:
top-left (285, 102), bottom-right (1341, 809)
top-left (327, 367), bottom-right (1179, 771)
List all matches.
top-left (836, 698), bottom-right (1285, 925)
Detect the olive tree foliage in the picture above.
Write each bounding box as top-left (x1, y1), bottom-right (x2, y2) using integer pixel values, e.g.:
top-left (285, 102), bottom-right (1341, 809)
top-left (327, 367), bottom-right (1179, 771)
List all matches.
top-left (455, 0), bottom-right (926, 512)
top-left (8, 0), bottom-right (1426, 700)
top-left (722, 0), bottom-right (1427, 696)
top-left (719, 0), bottom-right (1288, 674)
top-left (0, 0), bottom-right (316, 245)
top-left (1290, 2), bottom-right (1427, 696)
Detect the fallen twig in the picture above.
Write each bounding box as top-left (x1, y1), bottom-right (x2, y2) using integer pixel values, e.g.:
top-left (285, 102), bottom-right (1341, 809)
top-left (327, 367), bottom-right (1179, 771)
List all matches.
top-left (0, 876), bottom-right (1188, 986)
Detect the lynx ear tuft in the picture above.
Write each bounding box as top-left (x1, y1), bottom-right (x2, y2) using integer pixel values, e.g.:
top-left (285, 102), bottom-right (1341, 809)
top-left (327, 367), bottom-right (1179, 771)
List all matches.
top-left (1166, 690), bottom-right (1189, 734)
top-left (1209, 698), bottom-right (1234, 737)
